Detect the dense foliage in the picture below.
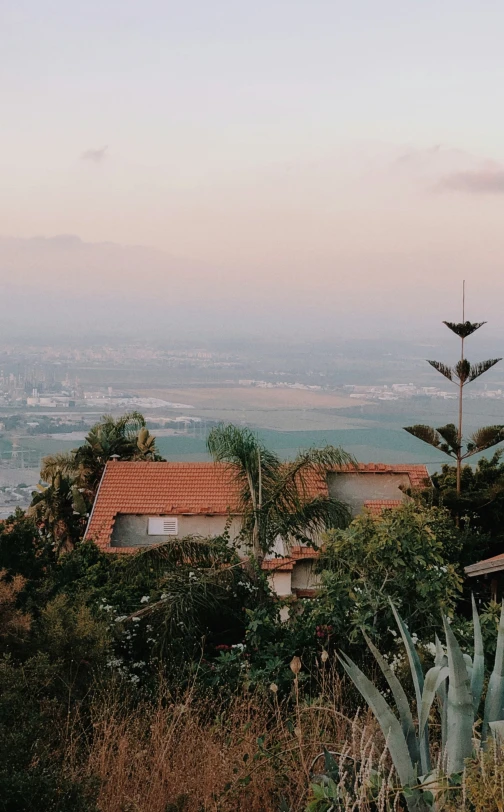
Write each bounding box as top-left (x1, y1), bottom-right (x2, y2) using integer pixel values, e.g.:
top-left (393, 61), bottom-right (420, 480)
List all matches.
top-left (1, 415), bottom-right (504, 809)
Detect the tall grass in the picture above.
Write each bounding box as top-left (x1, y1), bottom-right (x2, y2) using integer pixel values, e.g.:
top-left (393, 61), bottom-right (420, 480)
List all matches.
top-left (65, 670), bottom-right (390, 812)
top-left (62, 666), bottom-right (504, 811)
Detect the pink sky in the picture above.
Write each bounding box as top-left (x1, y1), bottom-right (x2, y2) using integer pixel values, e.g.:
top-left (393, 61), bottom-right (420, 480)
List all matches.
top-left (2, 1), bottom-right (504, 335)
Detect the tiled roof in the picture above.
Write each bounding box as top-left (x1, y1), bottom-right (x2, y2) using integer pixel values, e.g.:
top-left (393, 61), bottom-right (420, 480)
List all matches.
top-left (364, 499), bottom-right (403, 516)
top-left (290, 546), bottom-right (320, 559)
top-left (85, 460), bottom-right (430, 551)
top-left (261, 559), bottom-right (295, 572)
top-left (85, 461), bottom-right (242, 550)
top-left (261, 546), bottom-right (321, 572)
top-left (336, 463), bottom-right (430, 489)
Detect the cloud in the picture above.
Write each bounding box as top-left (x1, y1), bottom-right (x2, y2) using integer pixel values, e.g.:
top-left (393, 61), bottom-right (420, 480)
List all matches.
top-left (81, 146), bottom-right (108, 164)
top-left (437, 167), bottom-right (504, 194)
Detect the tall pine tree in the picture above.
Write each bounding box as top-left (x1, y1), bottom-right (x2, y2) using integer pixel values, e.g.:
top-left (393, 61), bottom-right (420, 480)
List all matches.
top-left (404, 284), bottom-right (504, 494)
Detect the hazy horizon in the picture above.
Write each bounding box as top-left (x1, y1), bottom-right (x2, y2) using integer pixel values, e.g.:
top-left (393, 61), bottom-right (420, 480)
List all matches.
top-left (2, 2), bottom-right (504, 340)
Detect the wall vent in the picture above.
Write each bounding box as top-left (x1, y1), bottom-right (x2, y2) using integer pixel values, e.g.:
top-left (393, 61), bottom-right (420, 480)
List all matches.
top-left (148, 517), bottom-right (178, 536)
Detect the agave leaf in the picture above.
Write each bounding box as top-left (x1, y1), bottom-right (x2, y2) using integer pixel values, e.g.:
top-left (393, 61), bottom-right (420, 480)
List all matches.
top-left (483, 602), bottom-right (504, 742)
top-left (463, 653), bottom-right (473, 684)
top-left (389, 601), bottom-right (431, 775)
top-left (434, 635), bottom-right (448, 751)
top-left (418, 666), bottom-right (449, 736)
top-left (471, 595), bottom-right (485, 715)
top-left (363, 630), bottom-right (420, 767)
top-left (434, 635), bottom-right (446, 668)
top-left (489, 720), bottom-right (504, 744)
top-left (443, 617), bottom-right (474, 774)
top-left (336, 652), bottom-right (416, 788)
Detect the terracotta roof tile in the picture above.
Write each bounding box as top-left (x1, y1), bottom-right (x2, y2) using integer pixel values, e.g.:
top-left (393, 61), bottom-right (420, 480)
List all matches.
top-left (85, 461), bottom-right (241, 550)
top-left (364, 499), bottom-right (403, 516)
top-left (261, 559), bottom-right (295, 572)
top-left (85, 460), bottom-right (430, 551)
top-left (332, 462), bottom-right (430, 489)
top-left (290, 546), bottom-right (320, 559)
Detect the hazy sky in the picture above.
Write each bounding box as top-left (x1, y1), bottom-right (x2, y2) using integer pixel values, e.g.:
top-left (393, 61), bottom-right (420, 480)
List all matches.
top-left (2, 1), bottom-right (504, 336)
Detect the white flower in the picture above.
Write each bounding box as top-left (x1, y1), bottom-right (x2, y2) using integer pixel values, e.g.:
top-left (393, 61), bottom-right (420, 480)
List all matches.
top-left (132, 617), bottom-right (141, 623)
top-left (424, 642), bottom-right (437, 658)
top-left (140, 596), bottom-right (150, 604)
top-left (115, 615), bottom-right (128, 623)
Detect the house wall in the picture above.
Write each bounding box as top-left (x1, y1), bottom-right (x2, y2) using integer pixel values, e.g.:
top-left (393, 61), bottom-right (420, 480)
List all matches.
top-left (268, 571), bottom-right (292, 597)
top-left (327, 473), bottom-right (409, 515)
top-left (291, 560), bottom-right (321, 591)
top-left (110, 514), bottom-right (242, 548)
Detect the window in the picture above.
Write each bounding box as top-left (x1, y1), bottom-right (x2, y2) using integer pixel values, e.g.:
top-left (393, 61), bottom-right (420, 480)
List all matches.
top-left (148, 517), bottom-right (178, 536)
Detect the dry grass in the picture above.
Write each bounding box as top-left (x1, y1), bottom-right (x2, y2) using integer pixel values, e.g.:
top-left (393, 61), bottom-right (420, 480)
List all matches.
top-left (0, 569), bottom-right (31, 645)
top-left (65, 671), bottom-right (394, 812)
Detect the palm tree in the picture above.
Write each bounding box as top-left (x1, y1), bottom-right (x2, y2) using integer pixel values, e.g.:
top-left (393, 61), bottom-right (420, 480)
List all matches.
top-left (123, 533), bottom-right (256, 657)
top-left (28, 472), bottom-right (87, 557)
top-left (40, 412), bottom-right (162, 502)
top-left (206, 424), bottom-right (354, 560)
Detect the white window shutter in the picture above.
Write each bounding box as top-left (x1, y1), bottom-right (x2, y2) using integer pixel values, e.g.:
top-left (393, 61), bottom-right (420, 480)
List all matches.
top-left (148, 517), bottom-right (178, 536)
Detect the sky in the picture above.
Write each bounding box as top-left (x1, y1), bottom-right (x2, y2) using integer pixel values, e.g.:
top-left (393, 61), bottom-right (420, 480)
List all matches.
top-left (2, 1), bottom-right (504, 338)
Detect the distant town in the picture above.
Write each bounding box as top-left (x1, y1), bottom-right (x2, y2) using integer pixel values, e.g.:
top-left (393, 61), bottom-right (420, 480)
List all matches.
top-left (1, 336), bottom-right (503, 518)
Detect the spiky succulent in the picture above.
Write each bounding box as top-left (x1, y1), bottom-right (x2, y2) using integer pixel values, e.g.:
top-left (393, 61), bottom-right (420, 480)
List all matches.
top-left (338, 598), bottom-right (504, 811)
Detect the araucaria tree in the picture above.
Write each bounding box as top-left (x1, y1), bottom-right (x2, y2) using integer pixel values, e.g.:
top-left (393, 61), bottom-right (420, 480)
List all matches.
top-left (404, 302), bottom-right (504, 494)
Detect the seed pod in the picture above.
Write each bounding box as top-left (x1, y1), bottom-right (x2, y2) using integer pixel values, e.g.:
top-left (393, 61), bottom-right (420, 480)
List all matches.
top-left (290, 656), bottom-right (302, 676)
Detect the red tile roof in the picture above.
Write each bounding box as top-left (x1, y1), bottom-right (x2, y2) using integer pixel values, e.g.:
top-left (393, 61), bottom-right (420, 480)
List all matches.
top-left (261, 546), bottom-right (321, 572)
top-left (364, 499), bottom-right (403, 516)
top-left (85, 461), bottom-right (242, 550)
top-left (336, 463), bottom-right (429, 489)
top-left (261, 559), bottom-right (295, 572)
top-left (290, 545), bottom-right (320, 559)
top-left (85, 460), bottom-right (430, 551)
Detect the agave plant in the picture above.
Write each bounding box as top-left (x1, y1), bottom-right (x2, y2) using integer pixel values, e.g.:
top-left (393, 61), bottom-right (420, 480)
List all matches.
top-left (337, 597), bottom-right (504, 811)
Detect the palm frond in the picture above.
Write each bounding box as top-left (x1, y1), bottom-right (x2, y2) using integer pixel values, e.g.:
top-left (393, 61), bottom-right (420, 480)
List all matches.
top-left (427, 360), bottom-right (453, 382)
top-left (443, 321), bottom-right (486, 338)
top-left (468, 359), bottom-right (502, 383)
top-left (275, 496), bottom-right (351, 546)
top-left (125, 534), bottom-right (238, 578)
top-left (40, 451), bottom-right (77, 484)
top-left (466, 426), bottom-right (504, 457)
top-left (276, 446), bottom-right (356, 502)
top-left (125, 564), bottom-right (251, 655)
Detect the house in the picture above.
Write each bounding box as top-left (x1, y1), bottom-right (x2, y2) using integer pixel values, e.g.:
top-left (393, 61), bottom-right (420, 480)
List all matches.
top-left (84, 460), bottom-right (430, 596)
top-left (465, 553), bottom-right (504, 601)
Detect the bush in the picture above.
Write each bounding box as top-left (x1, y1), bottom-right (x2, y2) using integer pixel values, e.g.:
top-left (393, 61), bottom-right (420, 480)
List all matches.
top-left (316, 502), bottom-right (463, 656)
